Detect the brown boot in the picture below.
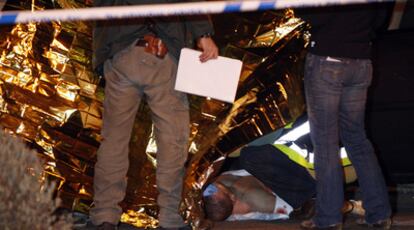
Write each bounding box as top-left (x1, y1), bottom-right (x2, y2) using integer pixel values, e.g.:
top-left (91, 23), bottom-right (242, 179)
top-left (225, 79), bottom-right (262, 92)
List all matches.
top-left (290, 199), bottom-right (316, 220)
top-left (356, 218), bottom-right (392, 229)
top-left (300, 219), bottom-right (343, 230)
top-left (96, 222), bottom-right (118, 230)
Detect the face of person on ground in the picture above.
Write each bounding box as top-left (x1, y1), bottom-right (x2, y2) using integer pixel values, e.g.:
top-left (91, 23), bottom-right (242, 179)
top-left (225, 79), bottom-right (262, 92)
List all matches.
top-left (203, 183), bottom-right (235, 221)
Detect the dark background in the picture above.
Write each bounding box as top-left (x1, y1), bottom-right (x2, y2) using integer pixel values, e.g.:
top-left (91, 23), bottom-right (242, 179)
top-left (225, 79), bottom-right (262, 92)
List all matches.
top-left (366, 1), bottom-right (414, 184)
top-left (368, 29), bottom-right (414, 184)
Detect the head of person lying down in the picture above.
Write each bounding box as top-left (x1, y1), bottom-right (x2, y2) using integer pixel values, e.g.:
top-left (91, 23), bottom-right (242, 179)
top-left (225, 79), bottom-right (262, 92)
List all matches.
top-left (202, 172), bottom-right (283, 221)
top-left (202, 182), bottom-right (234, 221)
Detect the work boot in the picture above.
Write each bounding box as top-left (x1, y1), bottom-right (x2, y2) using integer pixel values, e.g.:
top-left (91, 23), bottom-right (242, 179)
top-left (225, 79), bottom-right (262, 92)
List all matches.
top-left (356, 218), bottom-right (392, 229)
top-left (300, 219), bottom-right (343, 230)
top-left (156, 225), bottom-right (192, 230)
top-left (96, 222), bottom-right (118, 230)
top-left (290, 198), bottom-right (316, 220)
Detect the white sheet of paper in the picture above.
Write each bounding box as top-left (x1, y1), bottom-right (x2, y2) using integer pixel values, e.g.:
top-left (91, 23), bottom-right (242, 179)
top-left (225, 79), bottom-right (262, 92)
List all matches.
top-left (175, 48), bottom-right (242, 103)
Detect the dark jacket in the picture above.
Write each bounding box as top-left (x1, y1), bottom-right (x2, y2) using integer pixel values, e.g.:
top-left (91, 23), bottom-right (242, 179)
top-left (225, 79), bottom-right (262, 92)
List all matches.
top-left (93, 0), bottom-right (214, 70)
top-left (298, 3), bottom-right (388, 59)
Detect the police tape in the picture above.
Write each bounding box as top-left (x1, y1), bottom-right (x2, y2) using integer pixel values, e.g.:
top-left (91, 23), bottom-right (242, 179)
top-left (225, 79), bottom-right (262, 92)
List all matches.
top-left (0, 0), bottom-right (391, 25)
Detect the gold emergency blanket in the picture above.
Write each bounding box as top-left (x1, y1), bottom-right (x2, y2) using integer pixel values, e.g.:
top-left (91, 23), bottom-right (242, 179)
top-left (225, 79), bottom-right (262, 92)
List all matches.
top-left (0, 0), bottom-right (99, 215)
top-left (0, 1), bottom-right (308, 228)
top-left (181, 10), bottom-right (308, 228)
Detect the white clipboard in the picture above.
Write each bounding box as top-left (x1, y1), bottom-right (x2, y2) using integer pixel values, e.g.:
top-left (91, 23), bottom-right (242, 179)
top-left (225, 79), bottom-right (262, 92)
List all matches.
top-left (175, 48), bottom-right (242, 103)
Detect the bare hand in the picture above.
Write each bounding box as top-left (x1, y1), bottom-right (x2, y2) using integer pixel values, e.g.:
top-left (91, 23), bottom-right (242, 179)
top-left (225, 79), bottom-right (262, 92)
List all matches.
top-left (197, 37), bottom-right (219, 63)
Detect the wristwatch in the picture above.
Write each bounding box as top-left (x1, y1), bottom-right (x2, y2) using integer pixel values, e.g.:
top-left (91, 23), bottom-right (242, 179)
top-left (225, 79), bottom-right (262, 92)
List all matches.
top-left (199, 33), bottom-right (212, 39)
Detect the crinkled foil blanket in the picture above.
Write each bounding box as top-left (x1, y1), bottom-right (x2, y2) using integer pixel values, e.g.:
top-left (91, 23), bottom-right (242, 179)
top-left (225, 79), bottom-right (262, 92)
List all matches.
top-left (0, 1), bottom-right (308, 229)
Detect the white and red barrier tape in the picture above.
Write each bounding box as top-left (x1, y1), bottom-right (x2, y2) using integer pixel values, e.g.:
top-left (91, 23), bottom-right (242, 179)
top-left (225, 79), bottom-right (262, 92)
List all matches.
top-left (0, 0), bottom-right (392, 25)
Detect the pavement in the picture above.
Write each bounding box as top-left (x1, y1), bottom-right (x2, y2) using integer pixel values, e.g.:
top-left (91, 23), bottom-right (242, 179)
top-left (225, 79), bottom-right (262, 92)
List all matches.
top-left (74, 184), bottom-right (414, 230)
top-left (211, 185), bottom-right (414, 230)
top-left (211, 214), bottom-right (414, 230)
top-left (76, 214), bottom-right (414, 230)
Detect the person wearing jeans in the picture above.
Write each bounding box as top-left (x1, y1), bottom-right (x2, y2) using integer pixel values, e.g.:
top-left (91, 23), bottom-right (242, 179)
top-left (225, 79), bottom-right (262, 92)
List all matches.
top-left (298, 3), bottom-right (392, 230)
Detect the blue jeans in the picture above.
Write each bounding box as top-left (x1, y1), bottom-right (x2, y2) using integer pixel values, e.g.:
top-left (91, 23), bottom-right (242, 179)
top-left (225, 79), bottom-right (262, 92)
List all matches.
top-left (304, 53), bottom-right (391, 227)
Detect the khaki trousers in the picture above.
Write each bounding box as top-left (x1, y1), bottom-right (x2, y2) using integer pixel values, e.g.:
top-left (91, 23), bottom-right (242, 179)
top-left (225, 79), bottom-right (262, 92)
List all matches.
top-left (90, 42), bottom-right (189, 228)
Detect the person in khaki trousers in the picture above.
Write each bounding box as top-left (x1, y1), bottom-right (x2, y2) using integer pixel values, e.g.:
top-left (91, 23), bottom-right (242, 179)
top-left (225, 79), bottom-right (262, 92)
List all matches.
top-left (90, 1), bottom-right (218, 229)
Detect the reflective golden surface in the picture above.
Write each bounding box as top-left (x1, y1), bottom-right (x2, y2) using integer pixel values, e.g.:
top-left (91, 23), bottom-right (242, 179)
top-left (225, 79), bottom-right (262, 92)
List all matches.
top-left (0, 0), bottom-right (103, 223)
top-left (0, 1), bottom-right (308, 229)
top-left (181, 10), bottom-right (308, 228)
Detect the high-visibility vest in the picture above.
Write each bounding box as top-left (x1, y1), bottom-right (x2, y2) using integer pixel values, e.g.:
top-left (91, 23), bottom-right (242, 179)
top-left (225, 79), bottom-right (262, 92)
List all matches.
top-left (272, 120), bottom-right (357, 183)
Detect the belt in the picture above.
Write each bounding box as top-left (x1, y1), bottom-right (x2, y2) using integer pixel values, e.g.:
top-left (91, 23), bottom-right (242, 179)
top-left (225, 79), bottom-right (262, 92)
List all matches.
top-left (136, 35), bottom-right (168, 59)
top-left (135, 39), bottom-right (149, 47)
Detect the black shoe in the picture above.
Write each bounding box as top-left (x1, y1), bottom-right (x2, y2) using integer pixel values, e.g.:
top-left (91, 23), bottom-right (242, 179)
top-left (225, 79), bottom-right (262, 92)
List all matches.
top-left (300, 219), bottom-right (343, 230)
top-left (356, 218), bottom-right (392, 229)
top-left (156, 225), bottom-right (192, 230)
top-left (290, 199), bottom-right (316, 220)
top-left (96, 222), bottom-right (118, 230)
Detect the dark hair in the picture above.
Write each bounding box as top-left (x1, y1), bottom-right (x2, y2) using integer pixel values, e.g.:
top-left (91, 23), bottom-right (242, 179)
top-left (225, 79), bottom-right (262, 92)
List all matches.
top-left (203, 192), bottom-right (233, 221)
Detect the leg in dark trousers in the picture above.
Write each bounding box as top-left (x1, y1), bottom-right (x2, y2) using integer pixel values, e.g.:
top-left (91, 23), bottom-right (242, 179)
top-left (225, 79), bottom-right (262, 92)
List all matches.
top-left (239, 144), bottom-right (316, 209)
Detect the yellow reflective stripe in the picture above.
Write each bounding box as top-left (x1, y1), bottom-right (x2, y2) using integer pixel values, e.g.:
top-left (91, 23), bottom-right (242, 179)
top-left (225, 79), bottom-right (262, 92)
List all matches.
top-left (274, 144), bottom-right (314, 169)
top-left (341, 156), bottom-right (352, 167)
top-left (273, 144), bottom-right (353, 169)
top-left (340, 148), bottom-right (352, 166)
top-left (284, 121), bottom-right (294, 129)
